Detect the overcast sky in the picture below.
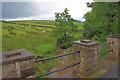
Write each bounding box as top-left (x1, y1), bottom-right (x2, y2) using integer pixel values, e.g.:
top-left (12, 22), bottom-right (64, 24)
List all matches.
top-left (1, 0), bottom-right (93, 21)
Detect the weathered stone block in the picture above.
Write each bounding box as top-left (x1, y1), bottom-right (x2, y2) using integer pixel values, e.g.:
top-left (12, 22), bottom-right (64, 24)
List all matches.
top-left (2, 64), bottom-right (15, 74)
top-left (79, 66), bottom-right (99, 76)
top-left (73, 44), bottom-right (80, 51)
top-left (80, 50), bottom-right (98, 59)
top-left (107, 34), bottom-right (120, 61)
top-left (0, 49), bottom-right (35, 78)
top-left (20, 67), bottom-right (35, 78)
top-left (80, 57), bottom-right (99, 65)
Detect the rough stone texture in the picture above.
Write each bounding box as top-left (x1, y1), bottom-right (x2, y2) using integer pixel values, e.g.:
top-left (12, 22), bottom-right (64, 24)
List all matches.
top-left (20, 67), bottom-right (35, 78)
top-left (73, 40), bottom-right (101, 76)
top-left (0, 49), bottom-right (35, 78)
top-left (107, 34), bottom-right (120, 61)
top-left (1, 49), bottom-right (35, 65)
top-left (72, 43), bottom-right (80, 73)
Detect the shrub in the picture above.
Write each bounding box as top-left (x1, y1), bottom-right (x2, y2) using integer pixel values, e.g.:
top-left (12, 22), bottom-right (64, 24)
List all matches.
top-left (91, 33), bottom-right (106, 43)
top-left (60, 41), bottom-right (72, 49)
top-left (57, 36), bottom-right (73, 49)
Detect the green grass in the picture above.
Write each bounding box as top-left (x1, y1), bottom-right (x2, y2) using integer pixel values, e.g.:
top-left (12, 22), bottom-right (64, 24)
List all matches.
top-left (100, 43), bottom-right (107, 59)
top-left (73, 22), bottom-right (84, 39)
top-left (2, 20), bottom-right (85, 78)
top-left (37, 42), bottom-right (56, 56)
top-left (14, 20), bottom-right (55, 25)
top-left (74, 21), bottom-right (84, 30)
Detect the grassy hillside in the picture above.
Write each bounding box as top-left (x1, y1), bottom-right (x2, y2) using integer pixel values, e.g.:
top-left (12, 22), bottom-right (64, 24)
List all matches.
top-left (2, 20), bottom-right (55, 55)
top-left (2, 20), bottom-right (83, 53)
top-left (1, 20), bottom-right (84, 77)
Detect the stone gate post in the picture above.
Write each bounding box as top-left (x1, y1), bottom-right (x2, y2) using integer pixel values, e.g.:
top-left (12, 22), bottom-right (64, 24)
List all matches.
top-left (0, 49), bottom-right (35, 78)
top-left (107, 34), bottom-right (120, 61)
top-left (73, 40), bottom-right (101, 76)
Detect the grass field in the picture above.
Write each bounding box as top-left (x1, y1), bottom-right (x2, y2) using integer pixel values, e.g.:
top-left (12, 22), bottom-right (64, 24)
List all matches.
top-left (1, 20), bottom-right (84, 77)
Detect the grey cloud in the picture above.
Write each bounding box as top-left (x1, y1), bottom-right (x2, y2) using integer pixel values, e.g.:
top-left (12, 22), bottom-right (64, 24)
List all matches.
top-left (2, 2), bottom-right (57, 19)
top-left (2, 2), bottom-right (41, 18)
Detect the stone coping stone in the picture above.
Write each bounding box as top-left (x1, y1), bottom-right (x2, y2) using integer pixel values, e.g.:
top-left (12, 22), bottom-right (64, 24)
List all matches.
top-left (0, 49), bottom-right (35, 65)
top-left (107, 34), bottom-right (120, 39)
top-left (73, 40), bottom-right (101, 47)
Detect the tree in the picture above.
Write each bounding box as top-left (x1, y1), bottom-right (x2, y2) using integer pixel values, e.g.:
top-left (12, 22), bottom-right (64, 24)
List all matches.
top-left (83, 2), bottom-right (119, 41)
top-left (53, 8), bottom-right (78, 49)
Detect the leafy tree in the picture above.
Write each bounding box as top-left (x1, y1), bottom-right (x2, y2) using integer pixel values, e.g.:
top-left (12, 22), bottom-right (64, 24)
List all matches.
top-left (83, 2), bottom-right (119, 41)
top-left (53, 8), bottom-right (78, 49)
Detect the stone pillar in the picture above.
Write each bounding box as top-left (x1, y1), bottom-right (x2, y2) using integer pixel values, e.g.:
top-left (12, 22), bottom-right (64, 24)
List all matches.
top-left (107, 34), bottom-right (120, 61)
top-left (73, 40), bottom-right (101, 76)
top-left (1, 49), bottom-right (35, 78)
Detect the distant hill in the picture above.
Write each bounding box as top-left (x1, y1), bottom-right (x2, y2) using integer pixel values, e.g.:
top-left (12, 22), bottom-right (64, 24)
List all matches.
top-left (2, 20), bottom-right (55, 28)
